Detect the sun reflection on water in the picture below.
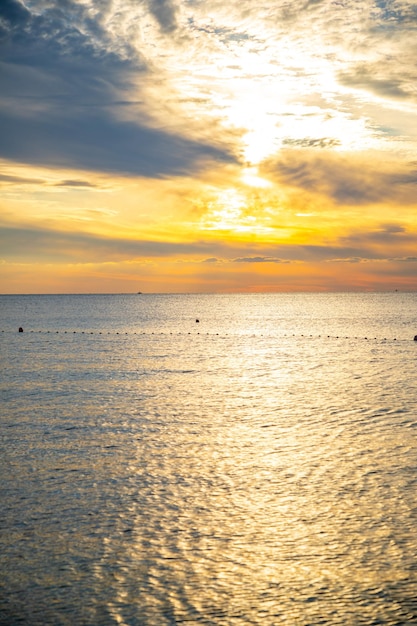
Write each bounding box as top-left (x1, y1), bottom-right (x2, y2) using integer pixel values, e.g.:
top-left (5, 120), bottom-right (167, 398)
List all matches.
top-left (1, 294), bottom-right (417, 625)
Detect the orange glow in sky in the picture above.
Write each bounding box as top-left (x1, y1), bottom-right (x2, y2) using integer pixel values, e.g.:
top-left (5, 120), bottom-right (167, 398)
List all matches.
top-left (0, 0), bottom-right (416, 292)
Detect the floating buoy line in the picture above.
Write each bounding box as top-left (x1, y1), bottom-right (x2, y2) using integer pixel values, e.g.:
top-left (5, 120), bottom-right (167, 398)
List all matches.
top-left (2, 328), bottom-right (416, 343)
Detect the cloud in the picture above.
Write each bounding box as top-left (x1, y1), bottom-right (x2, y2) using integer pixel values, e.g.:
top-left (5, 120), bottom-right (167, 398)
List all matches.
top-left (201, 257), bottom-right (221, 263)
top-left (262, 151), bottom-right (417, 206)
top-left (147, 0), bottom-right (178, 33)
top-left (0, 223), bottom-right (292, 264)
top-left (0, 1), bottom-right (235, 176)
top-left (0, 173), bottom-right (45, 185)
top-left (340, 223), bottom-right (417, 250)
top-left (282, 138), bottom-right (341, 149)
top-left (392, 256), bottom-right (417, 263)
top-left (326, 254), bottom-right (417, 265)
top-left (0, 105), bottom-right (234, 176)
top-left (0, 172), bottom-right (100, 188)
top-left (372, 1), bottom-right (417, 27)
top-left (0, 224), bottom-right (214, 263)
top-left (1, 219), bottom-right (417, 270)
top-left (263, 152), bottom-right (381, 205)
top-left (232, 256), bottom-right (292, 264)
top-left (338, 65), bottom-right (414, 101)
top-left (326, 257), bottom-right (369, 264)
top-left (0, 0), bottom-right (30, 33)
top-left (53, 180), bottom-right (97, 188)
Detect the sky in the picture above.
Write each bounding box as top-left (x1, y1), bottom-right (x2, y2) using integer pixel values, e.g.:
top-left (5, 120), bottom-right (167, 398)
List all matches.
top-left (1, 0), bottom-right (417, 293)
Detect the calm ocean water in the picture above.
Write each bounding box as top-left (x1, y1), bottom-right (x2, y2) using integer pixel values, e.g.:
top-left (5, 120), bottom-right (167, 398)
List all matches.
top-left (1, 293), bottom-right (417, 625)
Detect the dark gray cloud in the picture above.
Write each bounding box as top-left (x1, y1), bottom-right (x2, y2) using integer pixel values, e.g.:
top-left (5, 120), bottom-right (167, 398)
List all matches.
top-left (282, 137), bottom-right (341, 149)
top-left (54, 180), bottom-right (97, 188)
top-left (0, 1), bottom-right (235, 176)
top-left (0, 103), bottom-right (232, 176)
top-left (147, 0), bottom-right (178, 33)
top-left (339, 65), bottom-right (413, 101)
top-left (263, 154), bottom-right (381, 204)
top-left (263, 152), bottom-right (417, 205)
top-left (340, 223), bottom-right (417, 249)
top-left (0, 0), bottom-right (30, 30)
top-left (303, 0), bottom-right (326, 10)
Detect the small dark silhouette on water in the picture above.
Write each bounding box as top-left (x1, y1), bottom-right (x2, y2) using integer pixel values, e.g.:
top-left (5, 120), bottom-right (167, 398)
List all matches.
top-left (18, 327), bottom-right (23, 333)
top-left (196, 319), bottom-right (200, 323)
top-left (414, 335), bottom-right (417, 341)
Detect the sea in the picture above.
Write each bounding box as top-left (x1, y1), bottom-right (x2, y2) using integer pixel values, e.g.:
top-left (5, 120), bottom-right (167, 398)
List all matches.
top-left (1, 292), bottom-right (417, 626)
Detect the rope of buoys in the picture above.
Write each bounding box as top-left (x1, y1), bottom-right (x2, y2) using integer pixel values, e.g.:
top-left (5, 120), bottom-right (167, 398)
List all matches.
top-left (7, 328), bottom-right (417, 341)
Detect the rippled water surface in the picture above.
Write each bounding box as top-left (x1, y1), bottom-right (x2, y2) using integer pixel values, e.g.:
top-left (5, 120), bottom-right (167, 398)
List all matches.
top-left (1, 293), bottom-right (417, 625)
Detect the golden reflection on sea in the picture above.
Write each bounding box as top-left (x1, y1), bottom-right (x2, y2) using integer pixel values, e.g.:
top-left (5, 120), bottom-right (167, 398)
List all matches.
top-left (83, 333), bottom-right (417, 625)
top-left (1, 294), bottom-right (417, 625)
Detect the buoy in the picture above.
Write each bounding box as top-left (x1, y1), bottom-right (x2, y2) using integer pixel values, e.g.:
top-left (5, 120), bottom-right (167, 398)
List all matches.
top-left (18, 327), bottom-right (23, 333)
